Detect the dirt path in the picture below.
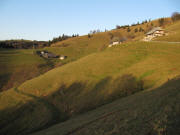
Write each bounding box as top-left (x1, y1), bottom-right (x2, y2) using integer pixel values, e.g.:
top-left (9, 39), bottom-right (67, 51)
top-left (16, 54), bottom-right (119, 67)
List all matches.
top-left (149, 41), bottom-right (180, 44)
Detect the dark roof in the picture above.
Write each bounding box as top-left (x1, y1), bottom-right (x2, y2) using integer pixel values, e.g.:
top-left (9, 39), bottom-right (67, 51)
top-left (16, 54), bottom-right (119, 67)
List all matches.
top-left (43, 52), bottom-right (57, 58)
top-left (60, 55), bottom-right (67, 58)
top-left (146, 27), bottom-right (164, 35)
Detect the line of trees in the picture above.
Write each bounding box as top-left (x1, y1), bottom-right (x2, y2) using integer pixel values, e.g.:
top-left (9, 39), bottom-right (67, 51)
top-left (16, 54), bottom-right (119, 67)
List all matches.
top-left (116, 19), bottom-right (151, 30)
top-left (171, 12), bottom-right (180, 22)
top-left (116, 12), bottom-right (180, 31)
top-left (49, 34), bottom-right (79, 44)
top-left (0, 34), bottom-right (80, 49)
top-left (88, 29), bottom-right (108, 38)
top-left (158, 18), bottom-right (165, 26)
top-left (89, 29), bottom-right (102, 34)
top-left (0, 40), bottom-right (49, 49)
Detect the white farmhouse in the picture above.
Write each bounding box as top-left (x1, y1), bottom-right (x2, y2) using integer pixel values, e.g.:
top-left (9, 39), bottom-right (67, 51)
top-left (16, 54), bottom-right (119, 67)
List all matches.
top-left (108, 41), bottom-right (121, 47)
top-left (143, 27), bottom-right (165, 41)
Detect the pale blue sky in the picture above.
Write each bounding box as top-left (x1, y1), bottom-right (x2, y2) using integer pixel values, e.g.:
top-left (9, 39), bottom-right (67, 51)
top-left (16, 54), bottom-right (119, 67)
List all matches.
top-left (0, 0), bottom-right (180, 41)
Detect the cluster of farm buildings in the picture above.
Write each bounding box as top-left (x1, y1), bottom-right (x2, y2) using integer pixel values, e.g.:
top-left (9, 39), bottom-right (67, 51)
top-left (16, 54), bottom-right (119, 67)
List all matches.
top-left (37, 50), bottom-right (67, 60)
top-left (36, 27), bottom-right (167, 60)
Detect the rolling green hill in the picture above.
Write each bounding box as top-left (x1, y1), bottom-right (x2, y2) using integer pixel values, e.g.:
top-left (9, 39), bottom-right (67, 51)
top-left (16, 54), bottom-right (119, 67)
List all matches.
top-left (1, 41), bottom-right (180, 135)
top-left (31, 76), bottom-right (180, 135)
top-left (0, 18), bottom-right (172, 92)
top-left (0, 18), bottom-right (179, 135)
top-left (44, 18), bottom-right (172, 64)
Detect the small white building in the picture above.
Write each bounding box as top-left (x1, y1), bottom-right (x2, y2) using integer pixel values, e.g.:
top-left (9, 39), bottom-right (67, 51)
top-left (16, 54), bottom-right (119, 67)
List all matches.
top-left (40, 50), bottom-right (48, 55)
top-left (59, 55), bottom-right (67, 60)
top-left (108, 41), bottom-right (121, 47)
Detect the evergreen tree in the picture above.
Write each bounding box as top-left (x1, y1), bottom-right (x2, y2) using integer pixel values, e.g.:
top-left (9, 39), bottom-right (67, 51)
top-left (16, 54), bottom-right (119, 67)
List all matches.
top-left (134, 28), bottom-right (138, 33)
top-left (127, 27), bottom-right (131, 32)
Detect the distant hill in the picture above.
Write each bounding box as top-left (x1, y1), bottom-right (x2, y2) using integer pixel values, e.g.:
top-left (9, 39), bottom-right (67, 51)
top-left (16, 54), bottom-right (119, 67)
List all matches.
top-left (0, 40), bottom-right (49, 49)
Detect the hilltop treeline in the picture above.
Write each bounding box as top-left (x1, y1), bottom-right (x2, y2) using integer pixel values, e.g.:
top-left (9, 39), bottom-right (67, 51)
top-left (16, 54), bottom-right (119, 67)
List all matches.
top-left (116, 19), bottom-right (151, 30)
top-left (0, 40), bottom-right (49, 49)
top-left (49, 34), bottom-right (79, 44)
top-left (116, 12), bottom-right (180, 31)
top-left (0, 34), bottom-right (80, 49)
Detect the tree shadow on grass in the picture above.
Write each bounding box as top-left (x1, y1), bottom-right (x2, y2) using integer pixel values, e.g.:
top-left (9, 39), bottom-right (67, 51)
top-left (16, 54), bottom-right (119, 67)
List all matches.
top-left (47, 74), bottom-right (144, 117)
top-left (0, 87), bottom-right (67, 135)
top-left (0, 73), bottom-right (11, 92)
top-left (0, 74), bottom-right (144, 135)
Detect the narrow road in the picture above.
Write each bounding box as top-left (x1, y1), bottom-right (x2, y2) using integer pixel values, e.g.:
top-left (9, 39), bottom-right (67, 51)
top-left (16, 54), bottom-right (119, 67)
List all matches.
top-left (149, 41), bottom-right (180, 44)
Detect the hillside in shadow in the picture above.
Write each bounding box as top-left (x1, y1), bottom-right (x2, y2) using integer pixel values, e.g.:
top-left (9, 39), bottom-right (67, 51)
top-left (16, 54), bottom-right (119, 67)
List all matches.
top-left (31, 76), bottom-right (180, 135)
top-left (0, 74), bottom-right (144, 135)
top-left (0, 75), bottom-right (180, 135)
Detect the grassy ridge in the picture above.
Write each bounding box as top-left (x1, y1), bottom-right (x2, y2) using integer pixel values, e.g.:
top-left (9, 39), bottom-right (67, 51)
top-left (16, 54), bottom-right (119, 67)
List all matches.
top-left (1, 41), bottom-right (180, 135)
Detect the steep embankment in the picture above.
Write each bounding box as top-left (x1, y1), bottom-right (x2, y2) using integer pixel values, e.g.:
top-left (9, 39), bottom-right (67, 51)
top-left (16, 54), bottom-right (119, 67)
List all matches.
top-left (1, 41), bottom-right (180, 135)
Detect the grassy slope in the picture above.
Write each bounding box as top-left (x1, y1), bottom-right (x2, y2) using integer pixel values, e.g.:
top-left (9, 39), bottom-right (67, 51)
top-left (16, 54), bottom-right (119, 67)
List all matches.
top-left (45, 18), bottom-right (172, 64)
top-left (0, 18), bottom-right (172, 91)
top-left (0, 18), bottom-right (178, 134)
top-left (31, 76), bottom-right (180, 135)
top-left (1, 41), bottom-right (180, 135)
top-left (0, 49), bottom-right (55, 91)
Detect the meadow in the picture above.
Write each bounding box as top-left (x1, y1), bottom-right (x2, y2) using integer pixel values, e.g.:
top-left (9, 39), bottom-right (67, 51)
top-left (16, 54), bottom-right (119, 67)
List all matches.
top-left (0, 19), bottom-right (180, 135)
top-left (1, 41), bottom-right (180, 135)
